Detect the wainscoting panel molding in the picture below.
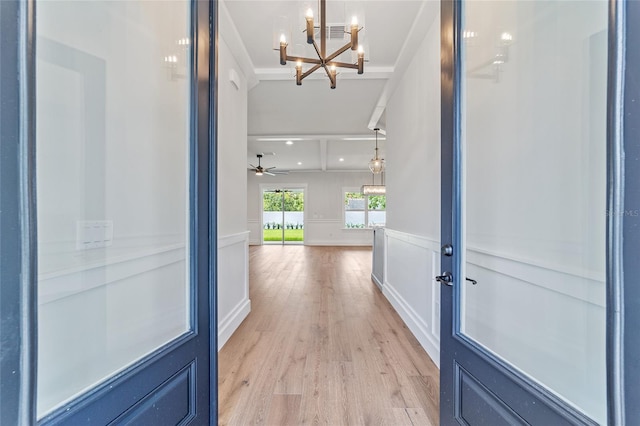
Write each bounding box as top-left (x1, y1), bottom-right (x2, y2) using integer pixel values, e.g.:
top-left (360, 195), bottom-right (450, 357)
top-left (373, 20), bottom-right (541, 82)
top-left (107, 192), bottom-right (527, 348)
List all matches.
top-left (218, 231), bottom-right (251, 350)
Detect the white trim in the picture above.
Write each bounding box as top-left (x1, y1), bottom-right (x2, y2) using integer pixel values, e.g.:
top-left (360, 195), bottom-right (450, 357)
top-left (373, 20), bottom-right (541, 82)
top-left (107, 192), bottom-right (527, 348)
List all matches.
top-left (305, 241), bottom-right (372, 247)
top-left (218, 299), bottom-right (251, 351)
top-left (371, 273), bottom-right (383, 290)
top-left (305, 219), bottom-right (341, 224)
top-left (217, 231), bottom-right (250, 349)
top-left (219, 0), bottom-right (258, 89)
top-left (39, 245), bottom-right (186, 305)
top-left (368, 1), bottom-right (439, 129)
top-left (384, 228), bottom-right (440, 250)
top-left (467, 249), bottom-right (605, 307)
top-left (218, 231), bottom-right (250, 249)
top-left (467, 243), bottom-right (604, 284)
top-left (383, 282), bottom-right (440, 368)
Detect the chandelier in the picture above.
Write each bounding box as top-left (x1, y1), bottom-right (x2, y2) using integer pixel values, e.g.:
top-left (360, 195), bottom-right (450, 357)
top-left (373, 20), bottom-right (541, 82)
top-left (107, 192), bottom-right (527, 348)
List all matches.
top-left (278, 0), bottom-right (364, 89)
top-left (369, 128), bottom-right (384, 174)
top-left (362, 128), bottom-right (385, 195)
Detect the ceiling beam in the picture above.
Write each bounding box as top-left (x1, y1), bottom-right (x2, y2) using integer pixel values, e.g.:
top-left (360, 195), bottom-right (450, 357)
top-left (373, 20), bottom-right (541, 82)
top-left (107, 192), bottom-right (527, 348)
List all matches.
top-left (319, 139), bottom-right (327, 171)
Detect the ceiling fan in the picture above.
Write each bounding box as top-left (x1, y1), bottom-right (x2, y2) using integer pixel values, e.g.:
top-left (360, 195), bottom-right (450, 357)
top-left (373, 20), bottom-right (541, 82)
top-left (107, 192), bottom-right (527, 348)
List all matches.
top-left (249, 154), bottom-right (288, 176)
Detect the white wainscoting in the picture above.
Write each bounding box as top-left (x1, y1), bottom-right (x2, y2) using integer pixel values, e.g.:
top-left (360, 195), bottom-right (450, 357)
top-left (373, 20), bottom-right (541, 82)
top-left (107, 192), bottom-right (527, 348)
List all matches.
top-left (217, 231), bottom-right (251, 350)
top-left (383, 228), bottom-right (605, 416)
top-left (383, 229), bottom-right (441, 367)
top-left (38, 241), bottom-right (190, 412)
top-left (305, 219), bottom-right (373, 246)
top-left (247, 219), bottom-right (261, 245)
top-left (463, 246), bottom-right (606, 418)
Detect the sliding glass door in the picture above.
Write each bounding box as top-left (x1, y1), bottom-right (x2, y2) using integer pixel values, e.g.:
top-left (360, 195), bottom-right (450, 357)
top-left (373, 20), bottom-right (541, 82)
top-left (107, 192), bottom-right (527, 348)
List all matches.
top-left (262, 188), bottom-right (304, 245)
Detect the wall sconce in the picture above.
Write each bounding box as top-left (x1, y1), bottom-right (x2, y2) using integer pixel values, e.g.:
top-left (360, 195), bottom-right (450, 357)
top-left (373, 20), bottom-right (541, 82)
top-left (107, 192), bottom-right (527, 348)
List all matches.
top-left (466, 31), bottom-right (513, 83)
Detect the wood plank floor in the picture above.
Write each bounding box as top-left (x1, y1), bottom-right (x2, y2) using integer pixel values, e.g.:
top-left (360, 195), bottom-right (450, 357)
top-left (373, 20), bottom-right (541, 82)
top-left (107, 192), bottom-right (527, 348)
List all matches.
top-left (218, 245), bottom-right (439, 425)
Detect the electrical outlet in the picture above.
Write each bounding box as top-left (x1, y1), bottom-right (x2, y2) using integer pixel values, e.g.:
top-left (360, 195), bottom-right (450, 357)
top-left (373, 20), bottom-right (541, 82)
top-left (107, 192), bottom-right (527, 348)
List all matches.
top-left (76, 220), bottom-right (113, 250)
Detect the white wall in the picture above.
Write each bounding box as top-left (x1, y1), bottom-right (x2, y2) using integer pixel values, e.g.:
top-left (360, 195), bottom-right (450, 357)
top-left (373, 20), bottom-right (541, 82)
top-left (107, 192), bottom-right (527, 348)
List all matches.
top-left (217, 3), bottom-right (252, 349)
top-left (247, 171), bottom-right (374, 246)
top-left (383, 6), bottom-right (442, 366)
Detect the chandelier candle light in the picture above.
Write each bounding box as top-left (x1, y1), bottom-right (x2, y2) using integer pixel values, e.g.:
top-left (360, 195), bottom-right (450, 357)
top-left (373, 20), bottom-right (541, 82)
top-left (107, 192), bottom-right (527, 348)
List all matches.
top-left (278, 0), bottom-right (365, 89)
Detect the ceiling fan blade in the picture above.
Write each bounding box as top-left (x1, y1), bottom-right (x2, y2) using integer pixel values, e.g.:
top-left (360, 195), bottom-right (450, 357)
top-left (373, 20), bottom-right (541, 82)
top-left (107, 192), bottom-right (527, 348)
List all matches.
top-left (249, 164), bottom-right (257, 169)
top-left (264, 171), bottom-right (276, 176)
top-left (271, 170), bottom-right (289, 175)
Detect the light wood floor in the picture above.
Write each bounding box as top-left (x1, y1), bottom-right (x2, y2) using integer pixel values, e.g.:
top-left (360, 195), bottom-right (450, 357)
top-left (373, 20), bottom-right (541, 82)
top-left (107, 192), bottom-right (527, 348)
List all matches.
top-left (218, 245), bottom-right (439, 425)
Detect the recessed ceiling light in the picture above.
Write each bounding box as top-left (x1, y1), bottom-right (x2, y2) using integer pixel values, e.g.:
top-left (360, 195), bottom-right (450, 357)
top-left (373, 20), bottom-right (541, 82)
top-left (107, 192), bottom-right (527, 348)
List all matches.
top-left (286, 140), bottom-right (293, 145)
top-left (297, 162), bottom-right (302, 165)
top-left (339, 158), bottom-right (344, 162)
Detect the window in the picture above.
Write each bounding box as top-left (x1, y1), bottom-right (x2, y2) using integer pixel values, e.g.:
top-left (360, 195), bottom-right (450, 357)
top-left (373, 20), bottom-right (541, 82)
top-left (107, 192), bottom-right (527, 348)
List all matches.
top-left (344, 190), bottom-right (386, 228)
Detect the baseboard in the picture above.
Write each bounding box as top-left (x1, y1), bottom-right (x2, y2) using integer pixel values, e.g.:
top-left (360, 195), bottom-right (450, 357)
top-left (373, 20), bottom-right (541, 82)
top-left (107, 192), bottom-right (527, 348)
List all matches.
top-left (305, 241), bottom-right (373, 247)
top-left (371, 273), bottom-right (383, 290)
top-left (217, 298), bottom-right (251, 350)
top-left (383, 282), bottom-right (440, 368)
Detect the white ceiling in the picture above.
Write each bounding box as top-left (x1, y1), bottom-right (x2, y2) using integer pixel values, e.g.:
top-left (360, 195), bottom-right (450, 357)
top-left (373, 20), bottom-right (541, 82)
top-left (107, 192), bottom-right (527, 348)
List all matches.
top-left (222, 0), bottom-right (428, 172)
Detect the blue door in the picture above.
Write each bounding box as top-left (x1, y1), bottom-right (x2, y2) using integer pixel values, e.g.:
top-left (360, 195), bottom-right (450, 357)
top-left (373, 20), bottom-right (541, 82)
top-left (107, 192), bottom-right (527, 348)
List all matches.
top-left (0, 0), bottom-right (217, 424)
top-left (439, 0), bottom-right (636, 424)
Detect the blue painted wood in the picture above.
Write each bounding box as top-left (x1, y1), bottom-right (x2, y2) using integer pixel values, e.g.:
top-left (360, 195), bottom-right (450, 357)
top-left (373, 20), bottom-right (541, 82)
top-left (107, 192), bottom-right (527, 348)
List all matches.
top-left (457, 364), bottom-right (527, 426)
top-left (439, 0), bottom-right (611, 424)
top-left (618, 1), bottom-right (640, 423)
top-left (0, 0), bottom-right (37, 424)
top-left (208, 0), bottom-right (220, 422)
top-left (111, 364), bottom-right (196, 425)
top-left (605, 1), bottom-right (625, 423)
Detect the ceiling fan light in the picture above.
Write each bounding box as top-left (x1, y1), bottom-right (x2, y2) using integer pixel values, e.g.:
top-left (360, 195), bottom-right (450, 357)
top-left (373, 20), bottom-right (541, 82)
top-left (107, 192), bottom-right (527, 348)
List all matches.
top-left (256, 171), bottom-right (263, 176)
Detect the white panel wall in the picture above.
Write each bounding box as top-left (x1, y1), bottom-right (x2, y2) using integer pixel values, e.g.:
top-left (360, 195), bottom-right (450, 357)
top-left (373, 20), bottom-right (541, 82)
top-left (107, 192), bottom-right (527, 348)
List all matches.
top-left (383, 230), bottom-right (441, 366)
top-left (217, 7), bottom-right (251, 349)
top-left (217, 35), bottom-right (248, 236)
top-left (247, 171), bottom-right (374, 246)
top-left (382, 7), bottom-right (442, 368)
top-left (217, 232), bottom-right (250, 349)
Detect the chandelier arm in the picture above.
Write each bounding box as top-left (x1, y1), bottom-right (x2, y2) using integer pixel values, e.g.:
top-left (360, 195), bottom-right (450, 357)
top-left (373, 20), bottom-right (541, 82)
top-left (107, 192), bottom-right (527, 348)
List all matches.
top-left (324, 43), bottom-right (352, 63)
top-left (301, 63), bottom-right (323, 79)
top-left (286, 56), bottom-right (322, 65)
top-left (330, 61), bottom-right (359, 70)
top-left (311, 40), bottom-right (323, 62)
top-left (320, 63), bottom-right (332, 78)
top-left (320, 0), bottom-right (326, 57)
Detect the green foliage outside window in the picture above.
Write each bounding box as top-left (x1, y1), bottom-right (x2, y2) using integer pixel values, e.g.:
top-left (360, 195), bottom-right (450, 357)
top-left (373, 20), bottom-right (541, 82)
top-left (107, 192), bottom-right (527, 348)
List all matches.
top-left (263, 191), bottom-right (304, 211)
top-left (368, 195), bottom-right (386, 210)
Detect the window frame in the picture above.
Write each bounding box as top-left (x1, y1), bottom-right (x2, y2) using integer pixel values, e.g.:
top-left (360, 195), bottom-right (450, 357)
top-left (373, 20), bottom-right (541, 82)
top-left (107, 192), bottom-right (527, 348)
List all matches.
top-left (342, 187), bottom-right (386, 229)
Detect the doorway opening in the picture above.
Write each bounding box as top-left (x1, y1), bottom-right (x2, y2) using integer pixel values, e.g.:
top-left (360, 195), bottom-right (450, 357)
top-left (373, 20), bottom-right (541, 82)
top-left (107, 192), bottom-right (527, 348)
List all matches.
top-left (261, 187), bottom-right (305, 245)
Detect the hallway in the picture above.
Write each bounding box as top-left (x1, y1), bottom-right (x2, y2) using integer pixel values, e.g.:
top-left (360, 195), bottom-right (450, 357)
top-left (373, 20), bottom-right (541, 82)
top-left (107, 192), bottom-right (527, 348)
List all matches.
top-left (218, 246), bottom-right (439, 425)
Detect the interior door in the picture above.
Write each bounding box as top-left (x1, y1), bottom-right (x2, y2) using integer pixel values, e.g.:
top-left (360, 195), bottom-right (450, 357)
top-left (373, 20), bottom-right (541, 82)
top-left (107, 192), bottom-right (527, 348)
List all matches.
top-left (439, 0), bottom-right (610, 424)
top-left (32, 0), bottom-right (215, 423)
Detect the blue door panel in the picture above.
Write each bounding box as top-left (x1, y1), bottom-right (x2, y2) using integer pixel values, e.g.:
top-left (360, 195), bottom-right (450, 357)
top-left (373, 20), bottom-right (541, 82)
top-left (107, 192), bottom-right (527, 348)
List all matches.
top-left (111, 363), bottom-right (195, 425)
top-left (457, 365), bottom-right (527, 426)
